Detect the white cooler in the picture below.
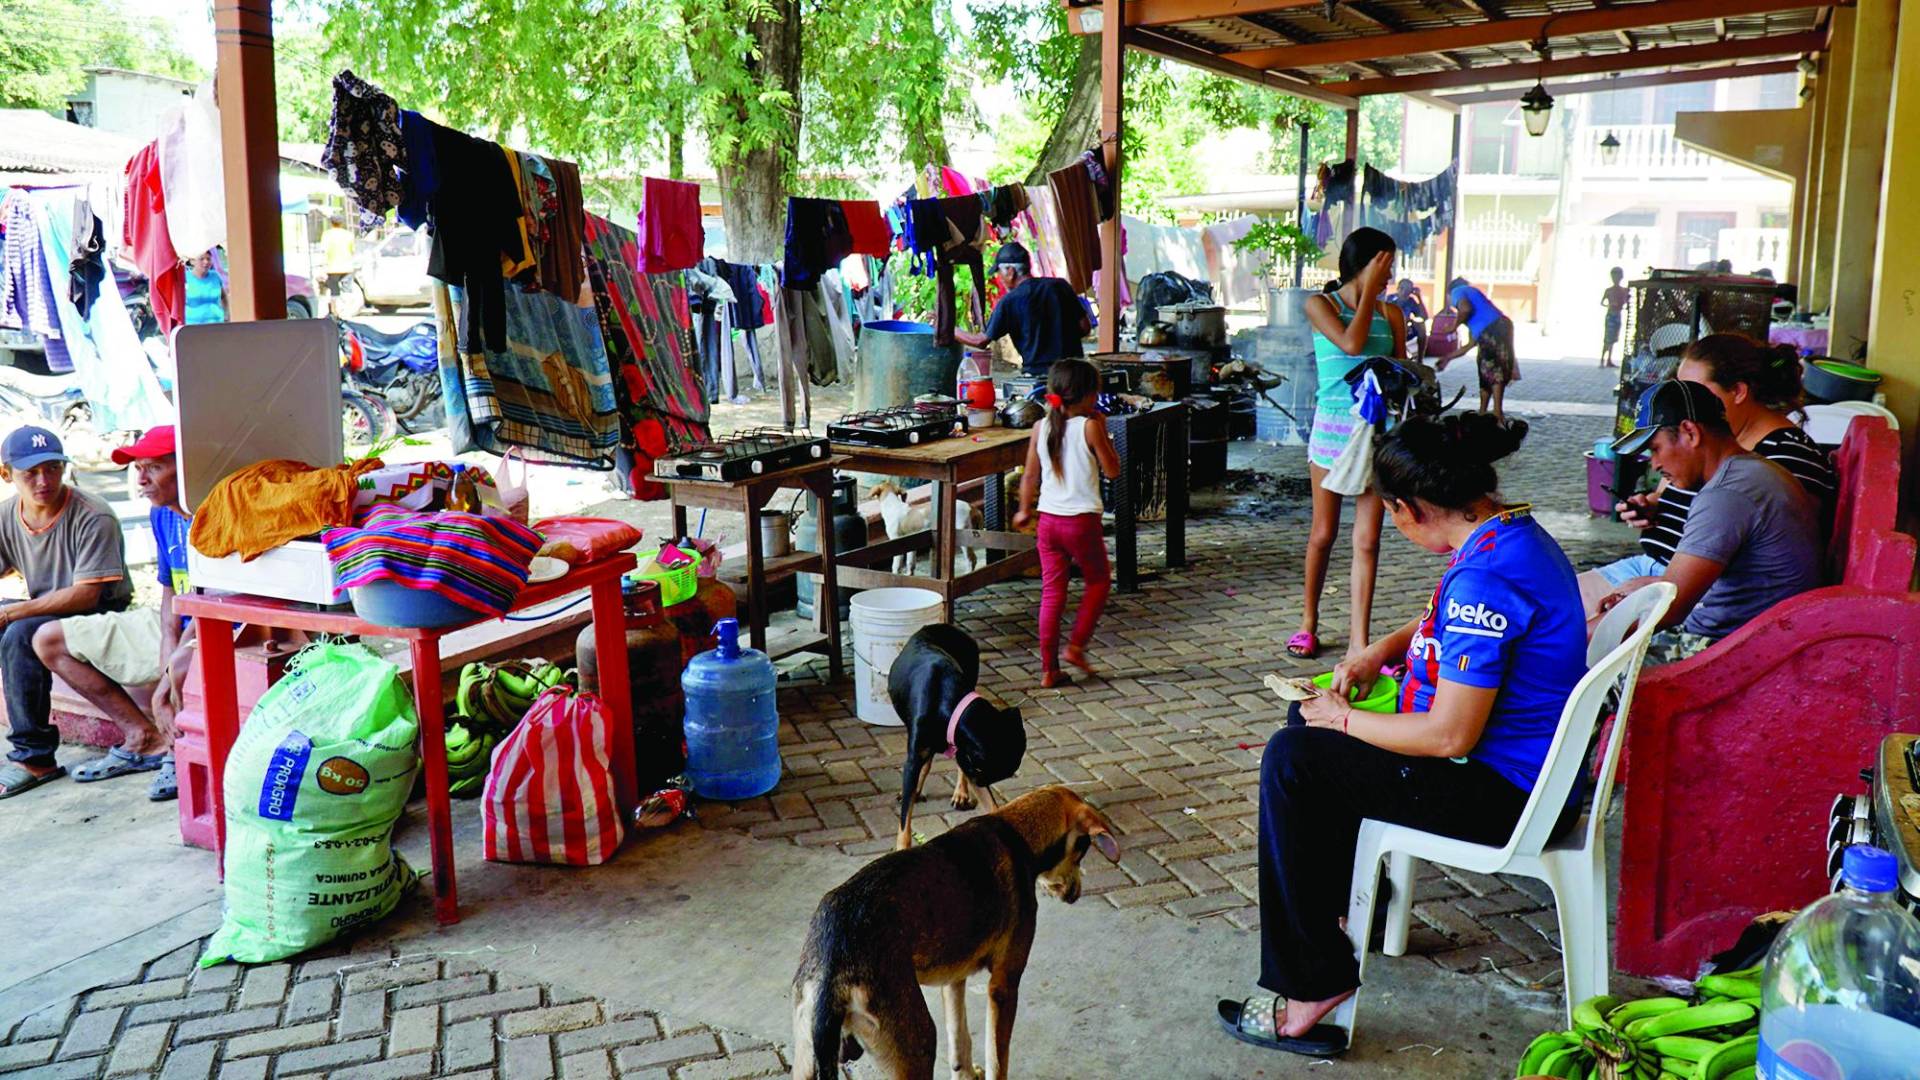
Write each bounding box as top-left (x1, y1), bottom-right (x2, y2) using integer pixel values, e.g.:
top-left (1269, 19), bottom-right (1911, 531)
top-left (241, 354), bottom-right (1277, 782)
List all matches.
top-left (174, 319), bottom-right (350, 605)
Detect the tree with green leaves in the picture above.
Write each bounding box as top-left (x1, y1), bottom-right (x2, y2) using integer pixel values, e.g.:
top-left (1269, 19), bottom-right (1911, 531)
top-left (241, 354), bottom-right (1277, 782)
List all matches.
top-left (1, 0), bottom-right (203, 110)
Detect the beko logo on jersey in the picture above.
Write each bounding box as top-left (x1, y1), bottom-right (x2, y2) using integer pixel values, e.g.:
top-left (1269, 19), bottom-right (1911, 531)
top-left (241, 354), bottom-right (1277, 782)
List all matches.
top-left (1445, 599), bottom-right (1508, 634)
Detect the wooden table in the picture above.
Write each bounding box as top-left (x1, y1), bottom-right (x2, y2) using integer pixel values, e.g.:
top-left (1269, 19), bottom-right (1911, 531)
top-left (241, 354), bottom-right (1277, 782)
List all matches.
top-left (656, 457), bottom-right (844, 680)
top-left (832, 427), bottom-right (1040, 619)
top-left (174, 554), bottom-right (638, 927)
top-left (831, 402), bottom-right (1189, 611)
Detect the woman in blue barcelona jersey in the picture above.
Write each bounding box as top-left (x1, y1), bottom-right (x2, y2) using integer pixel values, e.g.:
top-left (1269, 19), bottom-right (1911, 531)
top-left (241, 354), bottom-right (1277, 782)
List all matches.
top-left (1218, 412), bottom-right (1589, 1058)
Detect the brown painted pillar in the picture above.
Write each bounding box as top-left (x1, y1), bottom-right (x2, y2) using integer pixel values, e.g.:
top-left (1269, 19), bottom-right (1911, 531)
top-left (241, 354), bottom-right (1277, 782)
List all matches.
top-left (1097, 0), bottom-right (1124, 352)
top-left (215, 0), bottom-right (286, 322)
top-left (1441, 111), bottom-right (1463, 290)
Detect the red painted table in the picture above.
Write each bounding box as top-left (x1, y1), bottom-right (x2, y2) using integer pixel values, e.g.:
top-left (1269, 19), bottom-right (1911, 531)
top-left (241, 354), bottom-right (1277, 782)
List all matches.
top-left (174, 554), bottom-right (639, 926)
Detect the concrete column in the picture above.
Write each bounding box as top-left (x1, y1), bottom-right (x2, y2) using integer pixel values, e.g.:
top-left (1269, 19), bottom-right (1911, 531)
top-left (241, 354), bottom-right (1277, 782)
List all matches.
top-left (1794, 69), bottom-right (1827, 291)
top-left (1866, 0), bottom-right (1920, 439)
top-left (1829, 0), bottom-right (1896, 355)
top-left (1807, 9), bottom-right (1855, 310)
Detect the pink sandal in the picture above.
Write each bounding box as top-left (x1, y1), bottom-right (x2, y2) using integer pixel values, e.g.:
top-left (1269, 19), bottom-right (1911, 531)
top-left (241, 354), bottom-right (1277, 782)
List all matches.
top-left (1286, 632), bottom-right (1320, 660)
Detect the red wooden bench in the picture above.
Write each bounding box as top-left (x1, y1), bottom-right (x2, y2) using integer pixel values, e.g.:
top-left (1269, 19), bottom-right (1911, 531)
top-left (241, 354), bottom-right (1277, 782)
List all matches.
top-left (1616, 415), bottom-right (1919, 977)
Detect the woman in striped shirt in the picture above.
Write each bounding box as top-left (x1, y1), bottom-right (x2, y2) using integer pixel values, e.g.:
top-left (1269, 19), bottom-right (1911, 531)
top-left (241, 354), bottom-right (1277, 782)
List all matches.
top-left (1578, 333), bottom-right (1835, 616)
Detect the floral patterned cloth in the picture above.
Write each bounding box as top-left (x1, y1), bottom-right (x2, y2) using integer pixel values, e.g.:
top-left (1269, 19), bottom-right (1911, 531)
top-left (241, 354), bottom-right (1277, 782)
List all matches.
top-left (321, 70), bottom-right (405, 231)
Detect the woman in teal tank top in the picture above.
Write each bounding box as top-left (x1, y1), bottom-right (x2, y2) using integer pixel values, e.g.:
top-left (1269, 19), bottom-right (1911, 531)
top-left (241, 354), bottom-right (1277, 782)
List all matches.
top-left (1294, 227), bottom-right (1405, 661)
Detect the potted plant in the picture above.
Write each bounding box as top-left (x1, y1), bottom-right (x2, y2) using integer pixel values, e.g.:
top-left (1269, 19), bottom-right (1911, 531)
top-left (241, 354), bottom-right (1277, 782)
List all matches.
top-left (1233, 219), bottom-right (1325, 326)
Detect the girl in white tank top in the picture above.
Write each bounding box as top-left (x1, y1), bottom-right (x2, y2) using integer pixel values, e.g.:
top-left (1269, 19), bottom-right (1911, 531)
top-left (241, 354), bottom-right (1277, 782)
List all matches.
top-left (1012, 359), bottom-right (1121, 687)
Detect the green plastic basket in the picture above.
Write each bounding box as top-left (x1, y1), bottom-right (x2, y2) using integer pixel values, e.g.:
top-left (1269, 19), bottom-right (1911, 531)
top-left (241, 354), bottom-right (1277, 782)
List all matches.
top-left (634, 551), bottom-right (701, 607)
top-left (1312, 672), bottom-right (1400, 713)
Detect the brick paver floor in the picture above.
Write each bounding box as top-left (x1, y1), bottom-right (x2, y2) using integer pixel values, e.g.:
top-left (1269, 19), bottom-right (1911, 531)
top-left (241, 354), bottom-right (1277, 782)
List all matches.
top-left (1, 939), bottom-right (785, 1080)
top-left (689, 399), bottom-right (1635, 995)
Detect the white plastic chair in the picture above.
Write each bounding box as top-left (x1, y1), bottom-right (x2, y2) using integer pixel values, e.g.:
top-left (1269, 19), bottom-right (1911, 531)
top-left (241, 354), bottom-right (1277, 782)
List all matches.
top-left (1332, 582), bottom-right (1676, 1035)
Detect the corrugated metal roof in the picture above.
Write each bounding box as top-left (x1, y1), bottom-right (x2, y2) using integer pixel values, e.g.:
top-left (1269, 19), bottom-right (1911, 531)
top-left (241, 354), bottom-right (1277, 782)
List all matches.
top-left (0, 110), bottom-right (139, 179)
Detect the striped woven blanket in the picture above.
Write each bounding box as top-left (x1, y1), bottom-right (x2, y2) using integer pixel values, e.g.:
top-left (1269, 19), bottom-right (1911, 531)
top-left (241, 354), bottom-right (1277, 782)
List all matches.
top-left (324, 508), bottom-right (543, 616)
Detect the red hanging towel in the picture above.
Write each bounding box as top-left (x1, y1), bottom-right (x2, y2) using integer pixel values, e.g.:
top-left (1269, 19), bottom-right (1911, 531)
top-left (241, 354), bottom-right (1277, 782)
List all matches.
top-left (124, 142), bottom-right (183, 334)
top-left (636, 177), bottom-right (702, 274)
top-left (840, 200), bottom-right (892, 258)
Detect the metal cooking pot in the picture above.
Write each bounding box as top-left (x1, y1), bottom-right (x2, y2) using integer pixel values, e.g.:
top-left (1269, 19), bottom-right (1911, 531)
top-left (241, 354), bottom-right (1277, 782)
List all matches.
top-left (1163, 303), bottom-right (1227, 349)
top-left (1000, 399), bottom-right (1045, 429)
top-left (1138, 322), bottom-right (1173, 347)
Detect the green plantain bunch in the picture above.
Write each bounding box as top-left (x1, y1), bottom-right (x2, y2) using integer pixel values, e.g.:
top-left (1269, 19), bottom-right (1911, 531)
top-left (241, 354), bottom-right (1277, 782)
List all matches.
top-left (1516, 966), bottom-right (1763, 1080)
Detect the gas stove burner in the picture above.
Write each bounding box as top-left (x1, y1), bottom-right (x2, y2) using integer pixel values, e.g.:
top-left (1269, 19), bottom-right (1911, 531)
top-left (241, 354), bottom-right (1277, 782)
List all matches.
top-left (827, 402), bottom-right (967, 448)
top-left (654, 428), bottom-right (830, 481)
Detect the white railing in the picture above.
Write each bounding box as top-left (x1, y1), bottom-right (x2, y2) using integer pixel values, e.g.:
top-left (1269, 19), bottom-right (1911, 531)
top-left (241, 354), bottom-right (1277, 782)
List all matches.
top-left (1717, 228), bottom-right (1791, 277)
top-left (1574, 124), bottom-right (1751, 180)
top-left (1396, 212), bottom-right (1539, 285)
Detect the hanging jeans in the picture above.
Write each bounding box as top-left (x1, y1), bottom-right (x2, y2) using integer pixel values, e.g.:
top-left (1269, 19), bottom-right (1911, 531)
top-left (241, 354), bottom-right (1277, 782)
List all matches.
top-left (1254, 713), bottom-right (1578, 1002)
top-left (1036, 511), bottom-right (1110, 676)
top-left (698, 299), bottom-right (736, 402)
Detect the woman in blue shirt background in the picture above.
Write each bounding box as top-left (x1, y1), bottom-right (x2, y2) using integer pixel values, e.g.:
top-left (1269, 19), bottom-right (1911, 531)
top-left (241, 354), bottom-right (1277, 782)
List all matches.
top-left (1431, 277), bottom-right (1518, 422)
top-left (1219, 411), bottom-right (1588, 1058)
top-left (182, 251), bottom-right (226, 325)
top-left (1294, 227), bottom-right (1405, 662)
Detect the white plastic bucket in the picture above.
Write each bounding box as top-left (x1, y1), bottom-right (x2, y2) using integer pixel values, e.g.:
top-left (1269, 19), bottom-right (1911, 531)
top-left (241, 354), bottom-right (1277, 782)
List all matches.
top-left (849, 587), bottom-right (945, 726)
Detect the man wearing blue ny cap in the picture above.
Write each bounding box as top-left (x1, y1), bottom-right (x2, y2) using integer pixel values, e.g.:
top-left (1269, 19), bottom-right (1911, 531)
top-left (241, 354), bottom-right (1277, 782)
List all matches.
top-left (1592, 380), bottom-right (1824, 661)
top-left (0, 426), bottom-right (138, 800)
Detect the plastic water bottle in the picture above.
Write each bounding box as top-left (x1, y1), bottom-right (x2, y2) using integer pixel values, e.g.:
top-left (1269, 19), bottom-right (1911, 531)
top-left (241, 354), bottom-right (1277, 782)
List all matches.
top-left (681, 618), bottom-right (780, 800)
top-left (1757, 845), bottom-right (1920, 1079)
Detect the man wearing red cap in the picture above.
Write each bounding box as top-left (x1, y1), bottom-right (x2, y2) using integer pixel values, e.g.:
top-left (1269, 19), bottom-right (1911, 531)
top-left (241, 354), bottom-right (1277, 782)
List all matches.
top-left (28, 426), bottom-right (192, 802)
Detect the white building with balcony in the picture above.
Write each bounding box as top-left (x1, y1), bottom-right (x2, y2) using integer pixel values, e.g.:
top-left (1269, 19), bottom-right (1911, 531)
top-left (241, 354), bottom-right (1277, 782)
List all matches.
top-left (1455, 72), bottom-right (1797, 346)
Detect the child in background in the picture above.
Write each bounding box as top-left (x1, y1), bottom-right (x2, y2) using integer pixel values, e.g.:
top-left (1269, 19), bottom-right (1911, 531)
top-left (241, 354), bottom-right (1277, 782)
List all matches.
top-left (1600, 266), bottom-right (1630, 368)
top-left (1012, 358), bottom-right (1121, 688)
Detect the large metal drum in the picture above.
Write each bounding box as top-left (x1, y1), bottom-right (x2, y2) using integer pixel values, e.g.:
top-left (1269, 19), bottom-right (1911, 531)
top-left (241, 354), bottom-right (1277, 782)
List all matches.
top-left (854, 320), bottom-right (962, 412)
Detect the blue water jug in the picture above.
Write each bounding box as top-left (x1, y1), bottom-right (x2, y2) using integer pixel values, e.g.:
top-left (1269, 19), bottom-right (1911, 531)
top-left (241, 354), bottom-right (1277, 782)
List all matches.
top-left (681, 618), bottom-right (781, 799)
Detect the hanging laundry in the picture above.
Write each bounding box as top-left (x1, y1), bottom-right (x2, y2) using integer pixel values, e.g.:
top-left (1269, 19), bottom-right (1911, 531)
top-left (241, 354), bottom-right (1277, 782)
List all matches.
top-left (782, 197), bottom-right (852, 292)
top-left (425, 124), bottom-right (527, 354)
top-left (637, 177), bottom-right (701, 274)
top-left (123, 141), bottom-right (184, 336)
top-left (1202, 215), bottom-right (1263, 309)
top-left (157, 80), bottom-right (225, 258)
top-left (1047, 162), bottom-right (1102, 294)
top-left (395, 110), bottom-right (440, 231)
top-left (67, 194), bottom-right (104, 325)
top-left (687, 264), bottom-right (739, 402)
top-left (513, 152), bottom-right (559, 286)
top-left (498, 149), bottom-right (537, 280)
top-left (1021, 184), bottom-right (1067, 281)
top-left (816, 268), bottom-right (856, 381)
top-left (1, 191), bottom-right (66, 371)
top-left (938, 195), bottom-right (987, 253)
top-left (768, 268), bottom-right (810, 430)
top-left (983, 185), bottom-right (1029, 232)
top-left (840, 200), bottom-right (892, 259)
top-left (903, 198), bottom-right (946, 276)
top-left (321, 70), bottom-right (406, 230)
top-left (440, 275), bottom-right (620, 465)
top-left (1080, 148), bottom-right (1115, 221)
top-left (580, 214), bottom-right (708, 478)
top-left (541, 156), bottom-right (587, 304)
top-left (26, 190), bottom-right (168, 430)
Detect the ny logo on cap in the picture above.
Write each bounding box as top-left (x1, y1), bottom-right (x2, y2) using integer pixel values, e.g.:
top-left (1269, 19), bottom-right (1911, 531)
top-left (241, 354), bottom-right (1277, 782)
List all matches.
top-left (29, 434), bottom-right (47, 448)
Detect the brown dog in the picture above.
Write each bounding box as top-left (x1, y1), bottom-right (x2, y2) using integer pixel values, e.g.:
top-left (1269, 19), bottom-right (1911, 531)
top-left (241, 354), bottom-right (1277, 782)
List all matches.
top-left (791, 787), bottom-right (1120, 1080)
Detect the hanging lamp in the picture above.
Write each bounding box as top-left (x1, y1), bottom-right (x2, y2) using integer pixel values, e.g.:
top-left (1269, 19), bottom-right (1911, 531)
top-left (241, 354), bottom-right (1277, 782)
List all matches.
top-left (1599, 130), bottom-right (1621, 165)
top-left (1520, 81), bottom-right (1555, 137)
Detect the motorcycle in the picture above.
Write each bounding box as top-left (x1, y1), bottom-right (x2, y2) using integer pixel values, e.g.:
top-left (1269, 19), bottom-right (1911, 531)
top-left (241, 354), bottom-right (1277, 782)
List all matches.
top-left (339, 317), bottom-right (442, 433)
top-left (0, 364), bottom-right (91, 433)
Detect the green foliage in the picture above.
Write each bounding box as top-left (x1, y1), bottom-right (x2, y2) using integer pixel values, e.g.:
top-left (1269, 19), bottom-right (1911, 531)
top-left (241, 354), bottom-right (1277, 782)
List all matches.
top-left (0, 0), bottom-right (204, 110)
top-left (1232, 220), bottom-right (1323, 282)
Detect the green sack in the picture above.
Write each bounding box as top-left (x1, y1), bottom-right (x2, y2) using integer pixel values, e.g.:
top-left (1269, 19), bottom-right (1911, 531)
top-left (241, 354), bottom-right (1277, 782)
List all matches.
top-left (201, 643), bottom-right (421, 966)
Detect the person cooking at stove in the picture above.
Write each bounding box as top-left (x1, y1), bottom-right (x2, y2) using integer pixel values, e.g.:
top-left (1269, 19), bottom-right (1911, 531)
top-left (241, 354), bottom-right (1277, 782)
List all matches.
top-left (953, 242), bottom-right (1091, 379)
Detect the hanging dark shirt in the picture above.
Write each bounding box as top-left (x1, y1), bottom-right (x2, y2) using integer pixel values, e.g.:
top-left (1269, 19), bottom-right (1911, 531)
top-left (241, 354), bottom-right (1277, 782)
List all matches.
top-left (424, 125), bottom-right (526, 353)
top-left (782, 197), bottom-right (851, 292)
top-left (984, 276), bottom-right (1087, 375)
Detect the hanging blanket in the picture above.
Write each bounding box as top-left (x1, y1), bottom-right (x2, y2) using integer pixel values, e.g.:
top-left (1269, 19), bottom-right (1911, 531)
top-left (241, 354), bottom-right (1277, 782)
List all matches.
top-left (324, 508), bottom-right (541, 616)
top-left (580, 213), bottom-right (709, 463)
top-left (439, 276), bottom-right (620, 466)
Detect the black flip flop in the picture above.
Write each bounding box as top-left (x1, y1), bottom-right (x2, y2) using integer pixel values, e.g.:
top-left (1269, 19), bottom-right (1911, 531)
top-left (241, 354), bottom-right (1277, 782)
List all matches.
top-left (1217, 996), bottom-right (1348, 1058)
top-left (0, 762), bottom-right (67, 799)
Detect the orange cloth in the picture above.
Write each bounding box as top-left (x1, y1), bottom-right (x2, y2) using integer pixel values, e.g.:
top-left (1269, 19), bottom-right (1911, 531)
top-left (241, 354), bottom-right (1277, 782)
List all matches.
top-left (189, 458), bottom-right (383, 562)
